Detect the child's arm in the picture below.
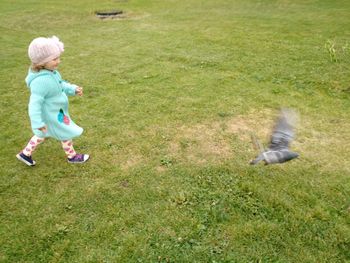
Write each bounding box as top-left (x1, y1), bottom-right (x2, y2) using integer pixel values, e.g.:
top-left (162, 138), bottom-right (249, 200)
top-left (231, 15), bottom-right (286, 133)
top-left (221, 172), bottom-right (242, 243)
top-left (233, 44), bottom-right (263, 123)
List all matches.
top-left (61, 81), bottom-right (84, 96)
top-left (56, 71), bottom-right (83, 96)
top-left (61, 80), bottom-right (78, 96)
top-left (28, 79), bottom-right (48, 131)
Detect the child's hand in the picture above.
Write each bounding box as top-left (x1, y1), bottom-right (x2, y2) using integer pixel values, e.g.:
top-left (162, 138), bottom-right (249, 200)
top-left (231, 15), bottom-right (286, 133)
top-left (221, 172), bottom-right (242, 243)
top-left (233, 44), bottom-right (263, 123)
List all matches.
top-left (38, 126), bottom-right (47, 133)
top-left (75, 86), bottom-right (83, 96)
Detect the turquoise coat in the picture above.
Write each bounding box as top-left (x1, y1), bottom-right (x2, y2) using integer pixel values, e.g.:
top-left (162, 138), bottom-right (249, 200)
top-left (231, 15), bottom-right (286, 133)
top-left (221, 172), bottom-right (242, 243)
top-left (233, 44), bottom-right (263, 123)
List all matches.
top-left (25, 69), bottom-right (83, 140)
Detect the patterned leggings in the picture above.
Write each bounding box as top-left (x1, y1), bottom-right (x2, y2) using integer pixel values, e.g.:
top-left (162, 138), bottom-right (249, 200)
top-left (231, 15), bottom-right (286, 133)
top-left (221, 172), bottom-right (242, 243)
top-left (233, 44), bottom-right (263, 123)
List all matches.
top-left (22, 135), bottom-right (77, 159)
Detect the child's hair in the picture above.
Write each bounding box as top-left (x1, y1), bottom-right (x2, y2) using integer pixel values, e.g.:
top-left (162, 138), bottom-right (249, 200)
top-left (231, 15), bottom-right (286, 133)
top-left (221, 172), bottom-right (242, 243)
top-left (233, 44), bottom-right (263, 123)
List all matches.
top-left (31, 63), bottom-right (45, 72)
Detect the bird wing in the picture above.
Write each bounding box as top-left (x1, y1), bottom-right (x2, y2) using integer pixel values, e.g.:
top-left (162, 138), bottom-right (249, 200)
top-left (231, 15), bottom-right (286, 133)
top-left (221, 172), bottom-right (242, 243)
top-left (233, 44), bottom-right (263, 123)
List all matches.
top-left (268, 108), bottom-right (297, 151)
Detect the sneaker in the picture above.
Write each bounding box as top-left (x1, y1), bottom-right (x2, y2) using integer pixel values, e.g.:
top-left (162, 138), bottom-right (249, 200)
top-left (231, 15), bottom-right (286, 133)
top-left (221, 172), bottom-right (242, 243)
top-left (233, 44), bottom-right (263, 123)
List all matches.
top-left (16, 152), bottom-right (36, 166)
top-left (67, 154), bottom-right (90, 163)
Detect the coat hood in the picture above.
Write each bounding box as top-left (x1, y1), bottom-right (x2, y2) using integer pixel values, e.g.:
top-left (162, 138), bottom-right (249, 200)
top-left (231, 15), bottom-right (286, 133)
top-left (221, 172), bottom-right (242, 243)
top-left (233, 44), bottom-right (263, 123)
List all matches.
top-left (25, 69), bottom-right (53, 88)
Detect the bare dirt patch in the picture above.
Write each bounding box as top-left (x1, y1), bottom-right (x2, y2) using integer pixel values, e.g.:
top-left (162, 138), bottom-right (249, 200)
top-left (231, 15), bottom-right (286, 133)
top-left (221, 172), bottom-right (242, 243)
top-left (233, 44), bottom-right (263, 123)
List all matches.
top-left (294, 116), bottom-right (350, 173)
top-left (116, 109), bottom-right (283, 170)
top-left (166, 109), bottom-right (275, 165)
top-left (95, 11), bottom-right (150, 21)
top-left (120, 153), bottom-right (144, 170)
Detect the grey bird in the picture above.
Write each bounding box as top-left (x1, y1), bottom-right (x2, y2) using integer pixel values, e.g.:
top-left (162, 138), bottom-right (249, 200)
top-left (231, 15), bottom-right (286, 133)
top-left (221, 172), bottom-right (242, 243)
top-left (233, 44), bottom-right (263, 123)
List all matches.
top-left (250, 108), bottom-right (299, 165)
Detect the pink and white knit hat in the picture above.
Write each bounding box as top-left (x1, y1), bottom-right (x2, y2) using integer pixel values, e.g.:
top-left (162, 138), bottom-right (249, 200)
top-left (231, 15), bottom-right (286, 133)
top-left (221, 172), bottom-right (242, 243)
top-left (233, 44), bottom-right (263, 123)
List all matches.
top-left (28, 36), bottom-right (64, 65)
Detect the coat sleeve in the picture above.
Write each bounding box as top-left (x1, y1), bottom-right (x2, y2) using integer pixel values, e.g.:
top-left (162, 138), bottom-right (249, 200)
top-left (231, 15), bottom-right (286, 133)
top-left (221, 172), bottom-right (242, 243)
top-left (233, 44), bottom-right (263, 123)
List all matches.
top-left (61, 80), bottom-right (77, 96)
top-left (28, 78), bottom-right (49, 129)
top-left (56, 70), bottom-right (77, 96)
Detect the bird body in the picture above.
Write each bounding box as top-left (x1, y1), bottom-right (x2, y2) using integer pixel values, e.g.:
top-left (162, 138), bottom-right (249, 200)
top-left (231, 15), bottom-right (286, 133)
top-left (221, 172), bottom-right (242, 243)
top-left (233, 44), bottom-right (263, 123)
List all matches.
top-left (250, 108), bottom-right (299, 165)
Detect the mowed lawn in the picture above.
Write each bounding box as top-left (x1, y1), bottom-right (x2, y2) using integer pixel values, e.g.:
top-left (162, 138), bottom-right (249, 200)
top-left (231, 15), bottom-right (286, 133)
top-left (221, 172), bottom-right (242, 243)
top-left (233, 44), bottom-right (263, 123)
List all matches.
top-left (0, 0), bottom-right (349, 262)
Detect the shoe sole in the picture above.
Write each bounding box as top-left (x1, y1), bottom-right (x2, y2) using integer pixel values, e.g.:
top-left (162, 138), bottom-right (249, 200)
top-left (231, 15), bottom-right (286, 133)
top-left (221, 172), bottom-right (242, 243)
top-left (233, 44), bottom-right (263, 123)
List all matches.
top-left (16, 154), bottom-right (36, 166)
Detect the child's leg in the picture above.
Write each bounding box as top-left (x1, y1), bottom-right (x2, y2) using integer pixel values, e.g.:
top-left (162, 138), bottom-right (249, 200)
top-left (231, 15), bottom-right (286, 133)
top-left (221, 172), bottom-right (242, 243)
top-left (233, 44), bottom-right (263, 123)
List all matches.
top-left (61, 140), bottom-right (76, 159)
top-left (16, 135), bottom-right (45, 166)
top-left (22, 135), bottom-right (45, 156)
top-left (61, 140), bottom-right (90, 163)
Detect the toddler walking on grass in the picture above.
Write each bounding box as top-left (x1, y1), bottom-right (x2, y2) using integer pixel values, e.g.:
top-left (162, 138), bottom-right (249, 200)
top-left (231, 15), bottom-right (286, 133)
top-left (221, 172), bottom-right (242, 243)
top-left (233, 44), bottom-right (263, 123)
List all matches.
top-left (16, 36), bottom-right (89, 166)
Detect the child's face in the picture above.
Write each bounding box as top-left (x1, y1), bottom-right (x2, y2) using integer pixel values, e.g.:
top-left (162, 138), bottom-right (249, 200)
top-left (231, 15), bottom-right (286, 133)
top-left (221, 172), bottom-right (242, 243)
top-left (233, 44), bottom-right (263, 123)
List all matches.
top-left (44, 57), bottom-right (61, 71)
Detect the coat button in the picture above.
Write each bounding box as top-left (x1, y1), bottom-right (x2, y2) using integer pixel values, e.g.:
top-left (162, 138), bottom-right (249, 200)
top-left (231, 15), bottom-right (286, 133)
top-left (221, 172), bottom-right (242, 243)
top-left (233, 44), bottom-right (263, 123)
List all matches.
top-left (59, 80), bottom-right (62, 83)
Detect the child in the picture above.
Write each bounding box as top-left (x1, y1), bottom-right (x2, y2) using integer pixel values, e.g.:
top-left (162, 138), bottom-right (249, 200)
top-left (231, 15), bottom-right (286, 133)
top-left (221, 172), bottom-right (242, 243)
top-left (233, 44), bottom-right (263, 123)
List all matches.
top-left (16, 36), bottom-right (89, 166)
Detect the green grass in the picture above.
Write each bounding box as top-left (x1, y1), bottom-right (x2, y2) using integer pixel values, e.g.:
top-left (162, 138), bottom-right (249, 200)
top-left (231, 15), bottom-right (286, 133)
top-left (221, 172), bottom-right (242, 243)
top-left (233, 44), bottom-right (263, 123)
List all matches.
top-left (1, 0), bottom-right (350, 262)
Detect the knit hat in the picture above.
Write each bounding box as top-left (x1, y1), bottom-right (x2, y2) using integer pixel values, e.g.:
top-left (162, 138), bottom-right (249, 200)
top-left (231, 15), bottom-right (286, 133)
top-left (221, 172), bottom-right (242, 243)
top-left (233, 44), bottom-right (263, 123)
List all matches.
top-left (28, 36), bottom-right (64, 65)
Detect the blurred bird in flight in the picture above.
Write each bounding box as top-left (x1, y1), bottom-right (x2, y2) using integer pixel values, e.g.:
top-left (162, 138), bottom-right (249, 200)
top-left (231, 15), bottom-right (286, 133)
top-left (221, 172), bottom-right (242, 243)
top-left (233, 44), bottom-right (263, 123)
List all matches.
top-left (250, 108), bottom-right (299, 165)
